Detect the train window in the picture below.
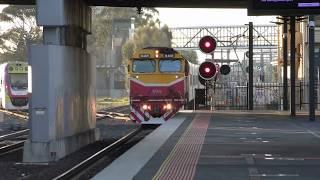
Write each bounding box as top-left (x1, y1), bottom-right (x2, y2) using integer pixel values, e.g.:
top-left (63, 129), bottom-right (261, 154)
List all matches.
top-left (159, 59), bottom-right (181, 72)
top-left (132, 60), bottom-right (156, 73)
top-left (9, 73), bottom-right (28, 90)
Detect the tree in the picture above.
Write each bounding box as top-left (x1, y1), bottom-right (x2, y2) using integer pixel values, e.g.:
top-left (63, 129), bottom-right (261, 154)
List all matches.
top-left (88, 7), bottom-right (164, 92)
top-left (122, 23), bottom-right (172, 61)
top-left (87, 7), bottom-right (159, 64)
top-left (179, 50), bottom-right (198, 64)
top-left (0, 5), bottom-right (41, 62)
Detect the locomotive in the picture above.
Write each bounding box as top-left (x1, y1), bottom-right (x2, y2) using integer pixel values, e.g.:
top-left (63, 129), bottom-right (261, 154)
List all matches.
top-left (128, 47), bottom-right (200, 124)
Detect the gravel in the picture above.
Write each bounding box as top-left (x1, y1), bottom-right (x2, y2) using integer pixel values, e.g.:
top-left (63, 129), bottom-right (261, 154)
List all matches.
top-left (0, 114), bottom-right (28, 137)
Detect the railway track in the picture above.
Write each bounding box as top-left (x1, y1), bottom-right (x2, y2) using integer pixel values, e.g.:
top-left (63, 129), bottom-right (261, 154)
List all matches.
top-left (0, 105), bottom-right (130, 121)
top-left (0, 129), bottom-right (29, 156)
top-left (53, 127), bottom-right (143, 180)
top-left (53, 125), bottom-right (156, 180)
top-left (0, 105), bottom-right (130, 157)
top-left (0, 109), bottom-right (28, 120)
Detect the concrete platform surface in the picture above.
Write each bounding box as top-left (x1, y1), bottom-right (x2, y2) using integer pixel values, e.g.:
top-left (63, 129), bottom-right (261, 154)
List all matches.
top-left (94, 112), bottom-right (320, 180)
top-left (92, 113), bottom-right (191, 180)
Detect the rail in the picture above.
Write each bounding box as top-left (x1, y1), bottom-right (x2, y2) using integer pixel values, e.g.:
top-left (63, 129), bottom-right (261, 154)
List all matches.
top-left (53, 127), bottom-right (143, 180)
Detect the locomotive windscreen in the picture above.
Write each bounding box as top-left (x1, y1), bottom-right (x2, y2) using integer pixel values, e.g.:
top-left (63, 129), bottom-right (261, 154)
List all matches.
top-left (159, 60), bottom-right (181, 73)
top-left (133, 60), bottom-right (156, 73)
top-left (9, 73), bottom-right (28, 90)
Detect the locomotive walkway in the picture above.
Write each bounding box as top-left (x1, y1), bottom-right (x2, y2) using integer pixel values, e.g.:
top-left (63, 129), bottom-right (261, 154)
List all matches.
top-left (93, 111), bottom-right (320, 180)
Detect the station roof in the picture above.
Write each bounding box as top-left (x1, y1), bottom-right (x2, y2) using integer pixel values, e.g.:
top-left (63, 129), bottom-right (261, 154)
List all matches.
top-left (0, 0), bottom-right (248, 8)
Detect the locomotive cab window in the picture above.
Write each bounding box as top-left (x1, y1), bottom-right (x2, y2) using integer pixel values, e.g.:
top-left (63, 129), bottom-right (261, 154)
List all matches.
top-left (132, 59), bottom-right (156, 73)
top-left (159, 59), bottom-right (181, 73)
top-left (9, 73), bottom-right (28, 90)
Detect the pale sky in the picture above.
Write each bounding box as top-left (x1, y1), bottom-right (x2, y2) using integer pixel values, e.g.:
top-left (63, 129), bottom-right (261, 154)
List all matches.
top-left (0, 5), bottom-right (276, 28)
top-left (157, 8), bottom-right (276, 27)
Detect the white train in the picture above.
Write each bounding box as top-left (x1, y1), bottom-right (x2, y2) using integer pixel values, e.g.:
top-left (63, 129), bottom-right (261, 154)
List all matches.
top-left (0, 62), bottom-right (29, 110)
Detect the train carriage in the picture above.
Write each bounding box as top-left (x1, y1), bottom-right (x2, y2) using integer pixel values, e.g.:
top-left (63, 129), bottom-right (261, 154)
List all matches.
top-left (0, 62), bottom-right (29, 110)
top-left (128, 47), bottom-right (200, 124)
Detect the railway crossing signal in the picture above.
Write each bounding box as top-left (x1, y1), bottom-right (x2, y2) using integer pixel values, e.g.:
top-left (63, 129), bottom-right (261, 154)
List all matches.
top-left (199, 36), bottom-right (217, 54)
top-left (198, 61), bottom-right (217, 80)
top-left (220, 64), bottom-right (231, 75)
top-left (198, 35), bottom-right (230, 87)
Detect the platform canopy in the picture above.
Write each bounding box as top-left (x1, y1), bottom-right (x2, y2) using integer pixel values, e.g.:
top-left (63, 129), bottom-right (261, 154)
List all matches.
top-left (0, 0), bottom-right (248, 8)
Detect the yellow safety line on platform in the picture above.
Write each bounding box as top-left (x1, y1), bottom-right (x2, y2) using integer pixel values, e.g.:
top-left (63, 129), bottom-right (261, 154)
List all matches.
top-left (152, 120), bottom-right (193, 179)
top-left (152, 113), bottom-right (210, 180)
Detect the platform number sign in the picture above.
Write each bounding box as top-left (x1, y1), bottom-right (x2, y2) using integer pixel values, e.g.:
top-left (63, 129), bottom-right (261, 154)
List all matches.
top-left (249, 0), bottom-right (320, 15)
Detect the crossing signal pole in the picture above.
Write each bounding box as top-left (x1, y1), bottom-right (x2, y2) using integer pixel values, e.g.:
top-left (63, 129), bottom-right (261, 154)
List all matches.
top-left (290, 16), bottom-right (296, 117)
top-left (309, 16), bottom-right (316, 121)
top-left (248, 22), bottom-right (254, 110)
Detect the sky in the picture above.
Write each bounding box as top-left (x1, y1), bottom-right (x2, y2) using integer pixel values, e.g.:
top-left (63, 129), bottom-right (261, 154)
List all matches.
top-left (157, 8), bottom-right (276, 27)
top-left (0, 5), bottom-right (276, 28)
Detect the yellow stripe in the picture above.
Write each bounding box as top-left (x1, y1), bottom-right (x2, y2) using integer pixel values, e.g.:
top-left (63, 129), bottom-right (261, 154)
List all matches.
top-left (152, 117), bottom-right (195, 180)
top-left (131, 74), bottom-right (184, 84)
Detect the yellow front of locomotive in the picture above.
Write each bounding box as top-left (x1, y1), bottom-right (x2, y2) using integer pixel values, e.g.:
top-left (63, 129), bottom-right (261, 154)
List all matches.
top-left (128, 48), bottom-right (187, 124)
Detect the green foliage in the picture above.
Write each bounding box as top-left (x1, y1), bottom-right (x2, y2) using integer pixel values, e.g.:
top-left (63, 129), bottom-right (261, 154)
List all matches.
top-left (133, 24), bottom-right (172, 49)
top-left (122, 40), bottom-right (135, 63)
top-left (122, 24), bottom-right (172, 62)
top-left (96, 96), bottom-right (129, 110)
top-left (179, 50), bottom-right (199, 64)
top-left (0, 5), bottom-right (41, 62)
top-left (87, 7), bottom-right (159, 57)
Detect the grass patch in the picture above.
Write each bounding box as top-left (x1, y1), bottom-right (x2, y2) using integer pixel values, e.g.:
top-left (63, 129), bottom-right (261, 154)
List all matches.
top-left (96, 97), bottom-right (129, 110)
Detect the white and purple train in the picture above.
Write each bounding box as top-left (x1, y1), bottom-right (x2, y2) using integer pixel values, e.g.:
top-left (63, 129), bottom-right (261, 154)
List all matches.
top-left (0, 62), bottom-right (29, 110)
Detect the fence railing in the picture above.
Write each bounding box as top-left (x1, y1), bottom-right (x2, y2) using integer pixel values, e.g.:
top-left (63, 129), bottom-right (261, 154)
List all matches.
top-left (209, 82), bottom-right (319, 110)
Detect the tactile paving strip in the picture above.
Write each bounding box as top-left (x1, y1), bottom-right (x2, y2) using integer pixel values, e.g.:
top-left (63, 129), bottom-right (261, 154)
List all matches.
top-left (152, 113), bottom-right (211, 180)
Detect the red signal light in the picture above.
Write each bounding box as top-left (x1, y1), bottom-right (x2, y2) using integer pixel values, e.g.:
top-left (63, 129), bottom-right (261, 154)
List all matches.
top-left (199, 36), bottom-right (217, 54)
top-left (205, 42), bottom-right (211, 48)
top-left (204, 67), bottom-right (211, 73)
top-left (198, 61), bottom-right (216, 80)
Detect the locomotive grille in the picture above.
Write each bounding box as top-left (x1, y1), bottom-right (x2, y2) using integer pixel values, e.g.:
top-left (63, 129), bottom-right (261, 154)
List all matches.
top-left (154, 106), bottom-right (160, 113)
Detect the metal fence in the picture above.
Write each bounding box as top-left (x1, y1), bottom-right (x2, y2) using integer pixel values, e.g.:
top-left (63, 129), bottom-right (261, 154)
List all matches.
top-left (210, 82), bottom-right (319, 111)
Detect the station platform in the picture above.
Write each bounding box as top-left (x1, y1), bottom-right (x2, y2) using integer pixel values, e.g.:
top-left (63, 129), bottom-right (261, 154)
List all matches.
top-left (93, 111), bottom-right (320, 180)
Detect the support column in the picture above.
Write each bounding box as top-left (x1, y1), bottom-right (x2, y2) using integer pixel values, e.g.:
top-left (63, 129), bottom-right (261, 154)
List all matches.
top-left (23, 0), bottom-right (99, 163)
top-left (283, 17), bottom-right (289, 111)
top-left (248, 22), bottom-right (254, 110)
top-left (309, 16), bottom-right (315, 121)
top-left (290, 16), bottom-right (296, 117)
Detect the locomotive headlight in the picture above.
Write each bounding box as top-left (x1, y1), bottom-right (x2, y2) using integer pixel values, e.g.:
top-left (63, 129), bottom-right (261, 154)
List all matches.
top-left (155, 50), bottom-right (159, 58)
top-left (166, 104), bottom-right (172, 110)
top-left (142, 104), bottom-right (148, 110)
